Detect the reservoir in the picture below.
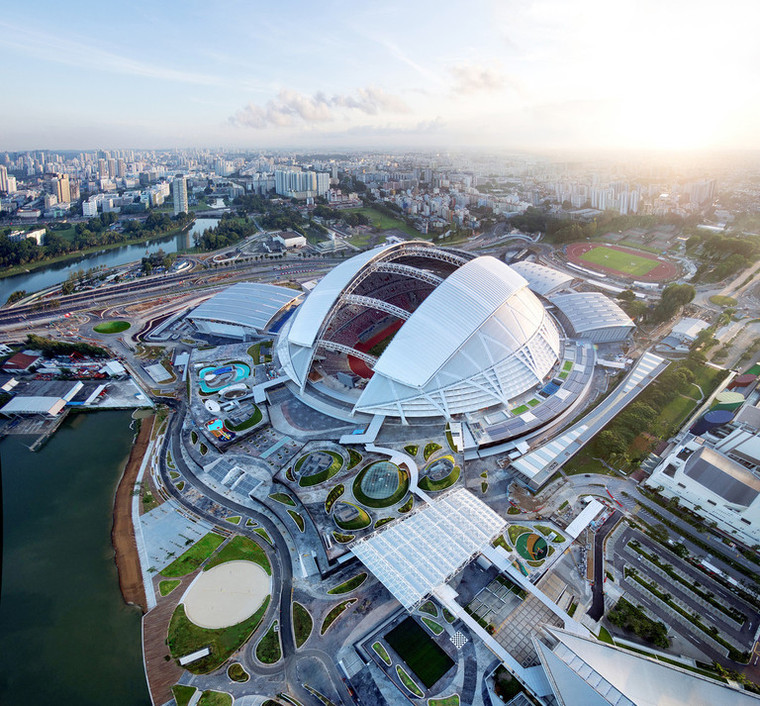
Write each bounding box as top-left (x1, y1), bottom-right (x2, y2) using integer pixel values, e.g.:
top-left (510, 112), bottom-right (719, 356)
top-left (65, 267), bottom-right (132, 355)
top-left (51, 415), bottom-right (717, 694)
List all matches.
top-left (0, 217), bottom-right (219, 303)
top-left (0, 411), bottom-right (150, 705)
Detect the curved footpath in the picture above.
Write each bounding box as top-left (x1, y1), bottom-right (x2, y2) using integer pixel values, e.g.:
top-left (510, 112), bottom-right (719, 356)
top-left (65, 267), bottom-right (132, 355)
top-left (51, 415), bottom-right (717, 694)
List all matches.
top-left (111, 413), bottom-right (153, 612)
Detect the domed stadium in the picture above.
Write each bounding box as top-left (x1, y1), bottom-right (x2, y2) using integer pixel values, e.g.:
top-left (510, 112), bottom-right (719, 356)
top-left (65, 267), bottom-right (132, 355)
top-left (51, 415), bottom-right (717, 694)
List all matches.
top-left (276, 241), bottom-right (563, 422)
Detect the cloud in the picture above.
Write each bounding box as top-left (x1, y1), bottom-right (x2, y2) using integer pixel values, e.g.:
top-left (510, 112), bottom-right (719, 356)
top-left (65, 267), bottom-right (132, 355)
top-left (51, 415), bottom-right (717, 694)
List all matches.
top-left (230, 87), bottom-right (409, 128)
top-left (449, 63), bottom-right (506, 94)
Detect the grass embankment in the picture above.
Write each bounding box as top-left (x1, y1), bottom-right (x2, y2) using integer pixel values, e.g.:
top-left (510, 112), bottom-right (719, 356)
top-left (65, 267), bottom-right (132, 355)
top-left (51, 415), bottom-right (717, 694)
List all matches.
top-left (334, 502), bottom-right (371, 531)
top-left (352, 463), bottom-right (410, 508)
top-left (159, 579), bottom-right (181, 596)
top-left (204, 535), bottom-right (271, 575)
top-left (710, 294), bottom-right (738, 307)
top-left (419, 464), bottom-right (461, 492)
top-left (328, 572), bottom-right (367, 594)
top-left (225, 406), bottom-right (262, 431)
top-left (292, 602), bottom-right (313, 648)
top-left (255, 621), bottom-right (282, 664)
top-left (160, 533), bottom-right (225, 577)
top-left (93, 320), bottom-right (131, 334)
top-left (167, 597), bottom-right (271, 673)
top-left (320, 599), bottom-right (356, 635)
top-left (297, 450), bottom-right (344, 487)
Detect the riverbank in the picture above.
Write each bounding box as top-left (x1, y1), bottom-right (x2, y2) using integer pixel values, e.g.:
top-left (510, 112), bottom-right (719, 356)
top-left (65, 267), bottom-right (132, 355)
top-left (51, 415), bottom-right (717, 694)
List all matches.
top-left (0, 219), bottom-right (196, 282)
top-left (112, 413), bottom-right (154, 613)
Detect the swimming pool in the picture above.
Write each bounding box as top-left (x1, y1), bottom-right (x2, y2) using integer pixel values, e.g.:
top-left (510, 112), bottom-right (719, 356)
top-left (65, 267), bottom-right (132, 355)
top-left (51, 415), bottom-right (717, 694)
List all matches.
top-left (198, 363), bottom-right (251, 393)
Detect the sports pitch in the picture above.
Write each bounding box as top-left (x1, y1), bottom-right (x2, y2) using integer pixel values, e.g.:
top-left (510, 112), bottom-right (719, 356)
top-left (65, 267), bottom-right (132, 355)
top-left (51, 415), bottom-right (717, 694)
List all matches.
top-left (579, 246), bottom-right (659, 276)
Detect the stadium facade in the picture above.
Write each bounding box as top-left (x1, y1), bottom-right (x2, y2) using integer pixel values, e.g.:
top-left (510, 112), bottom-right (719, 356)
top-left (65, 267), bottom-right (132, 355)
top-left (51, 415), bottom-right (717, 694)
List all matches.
top-left (276, 241), bottom-right (564, 422)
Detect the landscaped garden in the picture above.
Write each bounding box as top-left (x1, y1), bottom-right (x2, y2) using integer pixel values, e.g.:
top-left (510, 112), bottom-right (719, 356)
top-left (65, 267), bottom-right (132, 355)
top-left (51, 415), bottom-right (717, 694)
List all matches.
top-left (295, 449), bottom-right (344, 487)
top-left (159, 579), bottom-right (181, 596)
top-left (204, 535), bottom-right (271, 575)
top-left (385, 616), bottom-right (454, 689)
top-left (333, 502), bottom-right (372, 531)
top-left (160, 533), bottom-right (226, 577)
top-left (255, 620), bottom-right (282, 664)
top-left (93, 319), bottom-right (131, 334)
top-left (320, 599), bottom-right (357, 635)
top-left (352, 461), bottom-right (410, 508)
top-left (167, 597), bottom-right (271, 673)
top-left (292, 602), bottom-right (313, 648)
top-left (328, 572), bottom-right (368, 594)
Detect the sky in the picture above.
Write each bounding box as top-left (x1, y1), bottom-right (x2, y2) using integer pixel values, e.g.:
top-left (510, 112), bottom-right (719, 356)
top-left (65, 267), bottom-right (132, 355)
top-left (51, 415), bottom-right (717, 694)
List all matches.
top-left (2, 0), bottom-right (759, 152)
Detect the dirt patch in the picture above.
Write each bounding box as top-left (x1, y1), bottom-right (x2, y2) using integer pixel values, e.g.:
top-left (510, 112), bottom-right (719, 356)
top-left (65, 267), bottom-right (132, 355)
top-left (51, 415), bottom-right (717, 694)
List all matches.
top-left (112, 414), bottom-right (153, 612)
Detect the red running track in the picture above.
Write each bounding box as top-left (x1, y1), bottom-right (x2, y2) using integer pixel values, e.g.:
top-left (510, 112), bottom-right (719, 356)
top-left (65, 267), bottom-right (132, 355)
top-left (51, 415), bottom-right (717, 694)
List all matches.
top-left (565, 241), bottom-right (678, 282)
top-left (347, 319), bottom-right (405, 379)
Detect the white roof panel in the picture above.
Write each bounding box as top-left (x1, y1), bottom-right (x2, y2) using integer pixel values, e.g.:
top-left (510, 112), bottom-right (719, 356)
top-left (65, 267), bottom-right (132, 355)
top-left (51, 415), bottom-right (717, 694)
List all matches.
top-left (372, 256), bottom-right (533, 387)
top-left (287, 245), bottom-right (393, 347)
top-left (551, 292), bottom-right (634, 334)
top-left (510, 261), bottom-right (574, 296)
top-left (191, 282), bottom-right (300, 332)
top-left (351, 488), bottom-right (506, 610)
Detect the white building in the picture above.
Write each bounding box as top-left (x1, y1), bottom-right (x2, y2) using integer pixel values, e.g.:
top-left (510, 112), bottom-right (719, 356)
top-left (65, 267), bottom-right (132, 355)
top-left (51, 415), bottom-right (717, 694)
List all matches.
top-left (550, 292), bottom-right (635, 343)
top-left (646, 428), bottom-right (760, 546)
top-left (275, 169), bottom-right (330, 200)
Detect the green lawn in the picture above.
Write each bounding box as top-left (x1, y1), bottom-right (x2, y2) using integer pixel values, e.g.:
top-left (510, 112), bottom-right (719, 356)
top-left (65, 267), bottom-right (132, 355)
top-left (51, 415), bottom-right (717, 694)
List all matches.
top-left (204, 535), bottom-right (271, 575)
top-left (580, 246), bottom-right (659, 276)
top-left (254, 527), bottom-right (273, 545)
top-left (292, 601), bottom-right (313, 648)
top-left (386, 616), bottom-right (454, 689)
top-left (225, 515), bottom-right (241, 525)
top-left (373, 641), bottom-right (391, 665)
top-left (429, 696), bottom-right (460, 706)
top-left (255, 621), bottom-right (282, 664)
top-left (93, 320), bottom-right (131, 334)
top-left (172, 685), bottom-right (197, 706)
top-left (709, 294), bottom-right (737, 307)
top-left (334, 502), bottom-right (372, 531)
top-left (198, 690), bottom-right (232, 706)
top-left (160, 533), bottom-right (225, 577)
top-left (288, 509), bottom-right (305, 532)
top-left (345, 207), bottom-right (420, 238)
top-left (320, 599), bottom-right (356, 635)
top-left (167, 597), bottom-right (270, 673)
top-left (297, 450), bottom-right (344, 487)
top-left (422, 617), bottom-right (444, 635)
top-left (225, 406), bottom-right (262, 431)
top-left (159, 579), bottom-right (181, 596)
top-left (423, 442), bottom-right (442, 461)
top-left (325, 484), bottom-right (345, 513)
top-left (419, 465), bottom-right (460, 492)
top-left (328, 572), bottom-right (368, 594)
top-left (269, 492), bottom-right (296, 506)
top-left (227, 662), bottom-right (249, 682)
top-left (397, 665), bottom-right (424, 697)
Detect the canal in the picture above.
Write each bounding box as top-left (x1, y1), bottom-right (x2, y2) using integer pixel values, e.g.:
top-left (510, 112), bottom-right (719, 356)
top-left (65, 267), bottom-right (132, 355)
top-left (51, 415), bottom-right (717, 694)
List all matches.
top-left (0, 411), bottom-right (151, 705)
top-left (0, 217), bottom-right (219, 303)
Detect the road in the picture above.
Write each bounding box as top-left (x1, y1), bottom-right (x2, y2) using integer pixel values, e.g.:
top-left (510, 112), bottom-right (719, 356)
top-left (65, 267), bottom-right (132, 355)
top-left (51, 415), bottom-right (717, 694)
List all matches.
top-left (159, 403), bottom-right (355, 705)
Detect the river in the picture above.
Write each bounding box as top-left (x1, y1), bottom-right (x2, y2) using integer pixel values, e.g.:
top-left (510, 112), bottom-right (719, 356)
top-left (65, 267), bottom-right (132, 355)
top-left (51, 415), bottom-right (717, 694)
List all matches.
top-left (0, 217), bottom-right (219, 303)
top-left (0, 411), bottom-right (151, 705)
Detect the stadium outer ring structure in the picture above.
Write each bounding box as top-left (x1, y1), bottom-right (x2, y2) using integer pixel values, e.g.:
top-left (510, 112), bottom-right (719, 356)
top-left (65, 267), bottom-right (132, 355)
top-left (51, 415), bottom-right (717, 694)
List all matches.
top-left (275, 240), bottom-right (566, 423)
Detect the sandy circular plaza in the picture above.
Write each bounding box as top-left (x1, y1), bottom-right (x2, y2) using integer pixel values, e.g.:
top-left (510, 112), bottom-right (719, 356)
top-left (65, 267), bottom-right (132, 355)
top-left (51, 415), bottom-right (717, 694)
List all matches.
top-left (182, 560), bottom-right (270, 629)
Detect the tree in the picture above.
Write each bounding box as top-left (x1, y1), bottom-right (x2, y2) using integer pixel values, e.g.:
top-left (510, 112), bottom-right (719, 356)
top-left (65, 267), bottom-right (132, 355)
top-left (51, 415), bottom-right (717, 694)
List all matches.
top-left (6, 290), bottom-right (26, 304)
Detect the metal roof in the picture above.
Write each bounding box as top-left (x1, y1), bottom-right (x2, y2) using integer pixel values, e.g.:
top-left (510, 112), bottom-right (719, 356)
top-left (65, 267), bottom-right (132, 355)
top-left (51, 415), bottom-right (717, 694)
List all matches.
top-left (544, 627), bottom-right (760, 705)
top-left (509, 261), bottom-right (574, 296)
top-left (683, 446), bottom-right (760, 506)
top-left (287, 245), bottom-right (394, 347)
top-left (351, 488), bottom-right (506, 611)
top-left (550, 292), bottom-right (634, 334)
top-left (373, 256), bottom-right (533, 387)
top-left (190, 282), bottom-right (300, 332)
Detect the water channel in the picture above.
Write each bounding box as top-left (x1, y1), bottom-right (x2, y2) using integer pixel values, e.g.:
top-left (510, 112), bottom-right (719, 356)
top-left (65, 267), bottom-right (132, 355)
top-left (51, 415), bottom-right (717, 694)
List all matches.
top-left (0, 217), bottom-right (219, 303)
top-left (0, 411), bottom-right (151, 705)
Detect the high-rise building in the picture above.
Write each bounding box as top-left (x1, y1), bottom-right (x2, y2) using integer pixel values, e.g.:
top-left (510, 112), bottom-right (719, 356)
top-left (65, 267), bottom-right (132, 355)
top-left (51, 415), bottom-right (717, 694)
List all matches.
top-left (173, 175), bottom-right (188, 215)
top-left (0, 165), bottom-right (7, 193)
top-left (275, 169), bottom-right (330, 199)
top-left (55, 174), bottom-right (71, 204)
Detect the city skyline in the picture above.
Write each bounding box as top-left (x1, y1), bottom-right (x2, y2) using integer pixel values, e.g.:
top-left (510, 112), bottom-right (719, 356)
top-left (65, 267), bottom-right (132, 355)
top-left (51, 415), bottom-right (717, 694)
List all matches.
top-left (3, 0), bottom-right (760, 152)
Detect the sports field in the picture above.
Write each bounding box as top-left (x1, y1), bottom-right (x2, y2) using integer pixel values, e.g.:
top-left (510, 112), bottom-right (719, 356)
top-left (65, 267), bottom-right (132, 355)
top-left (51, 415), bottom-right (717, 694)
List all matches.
top-left (579, 246), bottom-right (659, 276)
top-left (385, 616), bottom-right (454, 688)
